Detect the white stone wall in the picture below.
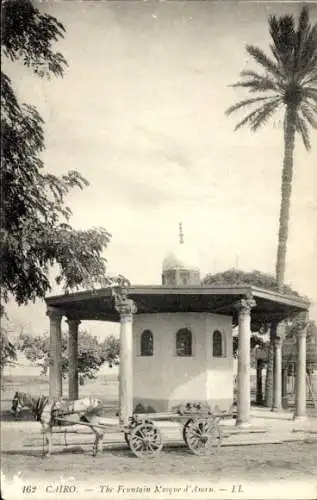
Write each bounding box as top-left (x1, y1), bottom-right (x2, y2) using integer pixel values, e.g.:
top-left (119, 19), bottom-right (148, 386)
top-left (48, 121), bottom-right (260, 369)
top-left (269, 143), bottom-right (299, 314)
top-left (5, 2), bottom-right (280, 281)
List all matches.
top-left (205, 315), bottom-right (234, 408)
top-left (133, 312), bottom-right (233, 411)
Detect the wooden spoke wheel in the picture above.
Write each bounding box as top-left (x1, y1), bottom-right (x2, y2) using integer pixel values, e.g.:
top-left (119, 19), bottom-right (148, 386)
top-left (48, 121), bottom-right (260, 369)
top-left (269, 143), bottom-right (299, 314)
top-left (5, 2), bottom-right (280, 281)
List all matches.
top-left (183, 418), bottom-right (222, 456)
top-left (124, 432), bottom-right (130, 446)
top-left (129, 422), bottom-right (163, 458)
top-left (182, 418), bottom-right (194, 446)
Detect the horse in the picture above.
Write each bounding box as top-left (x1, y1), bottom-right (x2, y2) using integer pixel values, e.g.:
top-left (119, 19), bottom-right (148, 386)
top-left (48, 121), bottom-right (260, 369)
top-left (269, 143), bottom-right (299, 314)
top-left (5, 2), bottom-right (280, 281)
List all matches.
top-left (11, 392), bottom-right (48, 420)
top-left (11, 393), bottom-right (107, 456)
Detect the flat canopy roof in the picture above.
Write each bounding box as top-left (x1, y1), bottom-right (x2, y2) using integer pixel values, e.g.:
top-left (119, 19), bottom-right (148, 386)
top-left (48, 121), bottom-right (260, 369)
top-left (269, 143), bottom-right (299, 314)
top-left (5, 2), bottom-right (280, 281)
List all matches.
top-left (45, 285), bottom-right (310, 327)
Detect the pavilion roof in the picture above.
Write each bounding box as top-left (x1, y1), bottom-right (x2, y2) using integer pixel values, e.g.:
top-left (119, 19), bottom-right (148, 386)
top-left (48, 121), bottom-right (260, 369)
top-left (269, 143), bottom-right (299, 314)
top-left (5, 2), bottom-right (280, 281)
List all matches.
top-left (45, 284), bottom-right (310, 327)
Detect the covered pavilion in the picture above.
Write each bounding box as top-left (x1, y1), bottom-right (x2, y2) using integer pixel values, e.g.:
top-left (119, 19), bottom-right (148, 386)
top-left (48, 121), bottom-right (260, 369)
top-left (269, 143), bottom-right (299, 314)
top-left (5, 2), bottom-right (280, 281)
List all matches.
top-left (45, 282), bottom-right (310, 427)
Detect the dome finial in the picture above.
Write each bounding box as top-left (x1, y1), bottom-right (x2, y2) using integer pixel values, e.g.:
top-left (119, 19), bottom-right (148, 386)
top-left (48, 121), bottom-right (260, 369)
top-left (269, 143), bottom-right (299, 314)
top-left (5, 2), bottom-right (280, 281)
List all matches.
top-left (179, 222), bottom-right (184, 244)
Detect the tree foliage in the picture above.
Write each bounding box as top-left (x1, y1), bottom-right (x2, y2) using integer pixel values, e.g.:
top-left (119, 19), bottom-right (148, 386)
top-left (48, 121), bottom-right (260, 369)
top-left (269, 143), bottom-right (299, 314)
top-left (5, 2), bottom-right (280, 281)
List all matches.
top-left (203, 268), bottom-right (304, 339)
top-left (285, 317), bottom-right (317, 341)
top-left (18, 330), bottom-right (120, 383)
top-left (202, 268), bottom-right (300, 297)
top-left (100, 334), bottom-right (120, 368)
top-left (232, 332), bottom-right (268, 359)
top-left (0, 327), bottom-right (17, 373)
top-left (1, 0), bottom-right (125, 316)
top-left (1, 0), bottom-right (67, 77)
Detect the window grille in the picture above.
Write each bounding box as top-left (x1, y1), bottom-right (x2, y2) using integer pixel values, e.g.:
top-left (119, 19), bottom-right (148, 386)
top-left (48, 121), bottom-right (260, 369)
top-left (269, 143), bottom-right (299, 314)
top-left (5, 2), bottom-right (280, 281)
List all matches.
top-left (213, 330), bottom-right (223, 357)
top-left (176, 328), bottom-right (192, 356)
top-left (141, 330), bottom-right (153, 356)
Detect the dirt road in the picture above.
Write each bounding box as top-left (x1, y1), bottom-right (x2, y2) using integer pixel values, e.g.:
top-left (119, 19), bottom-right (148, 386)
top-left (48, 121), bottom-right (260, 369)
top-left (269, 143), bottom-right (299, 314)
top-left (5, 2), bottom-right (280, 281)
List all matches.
top-left (2, 440), bottom-right (317, 482)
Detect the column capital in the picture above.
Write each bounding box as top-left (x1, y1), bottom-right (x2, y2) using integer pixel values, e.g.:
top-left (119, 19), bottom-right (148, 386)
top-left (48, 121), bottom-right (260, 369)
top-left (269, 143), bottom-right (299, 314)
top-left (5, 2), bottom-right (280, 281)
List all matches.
top-left (235, 298), bottom-right (256, 315)
top-left (66, 318), bottom-right (81, 326)
top-left (297, 328), bottom-right (307, 339)
top-left (113, 287), bottom-right (137, 320)
top-left (46, 307), bottom-right (63, 321)
top-left (274, 336), bottom-right (282, 347)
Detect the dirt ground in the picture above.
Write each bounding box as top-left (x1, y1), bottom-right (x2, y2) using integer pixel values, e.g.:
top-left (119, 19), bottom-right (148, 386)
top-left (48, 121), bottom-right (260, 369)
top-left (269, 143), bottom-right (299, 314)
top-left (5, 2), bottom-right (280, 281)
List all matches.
top-left (2, 375), bottom-right (317, 488)
top-left (2, 435), bottom-right (317, 482)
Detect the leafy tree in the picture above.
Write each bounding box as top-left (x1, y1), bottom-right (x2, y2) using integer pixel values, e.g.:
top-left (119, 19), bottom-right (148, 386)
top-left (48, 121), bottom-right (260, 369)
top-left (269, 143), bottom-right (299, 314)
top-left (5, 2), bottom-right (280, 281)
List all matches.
top-left (1, 0), bottom-right (126, 317)
top-left (100, 335), bottom-right (120, 368)
top-left (232, 332), bottom-right (269, 359)
top-left (18, 330), bottom-right (119, 383)
top-left (226, 6), bottom-right (317, 292)
top-left (0, 327), bottom-right (17, 378)
top-left (203, 268), bottom-right (300, 297)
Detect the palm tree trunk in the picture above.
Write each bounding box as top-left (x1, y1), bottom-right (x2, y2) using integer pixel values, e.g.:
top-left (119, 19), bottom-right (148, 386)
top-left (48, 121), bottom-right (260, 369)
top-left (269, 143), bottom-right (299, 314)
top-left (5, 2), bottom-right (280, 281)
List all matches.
top-left (275, 105), bottom-right (297, 292)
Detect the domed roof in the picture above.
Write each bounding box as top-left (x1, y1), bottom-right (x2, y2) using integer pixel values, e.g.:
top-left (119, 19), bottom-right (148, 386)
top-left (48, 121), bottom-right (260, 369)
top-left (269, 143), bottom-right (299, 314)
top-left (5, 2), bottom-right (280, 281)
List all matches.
top-left (162, 243), bottom-right (200, 272)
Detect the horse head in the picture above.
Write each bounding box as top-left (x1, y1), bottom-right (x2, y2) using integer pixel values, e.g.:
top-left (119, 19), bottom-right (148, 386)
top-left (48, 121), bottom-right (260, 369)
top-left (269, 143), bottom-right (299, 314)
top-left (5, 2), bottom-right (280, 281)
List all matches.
top-left (11, 392), bottom-right (23, 418)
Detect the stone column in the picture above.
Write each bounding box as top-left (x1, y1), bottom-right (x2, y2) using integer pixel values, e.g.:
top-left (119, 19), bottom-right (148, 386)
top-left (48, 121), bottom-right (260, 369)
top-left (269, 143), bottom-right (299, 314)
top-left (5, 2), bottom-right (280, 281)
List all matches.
top-left (293, 325), bottom-right (307, 421)
top-left (47, 307), bottom-right (63, 399)
top-left (256, 359), bottom-right (264, 405)
top-left (236, 298), bottom-right (256, 428)
top-left (279, 322), bottom-right (287, 404)
top-left (282, 364), bottom-right (288, 409)
top-left (265, 321), bottom-right (277, 407)
top-left (114, 291), bottom-right (137, 427)
top-left (272, 336), bottom-right (282, 411)
top-left (67, 318), bottom-right (81, 400)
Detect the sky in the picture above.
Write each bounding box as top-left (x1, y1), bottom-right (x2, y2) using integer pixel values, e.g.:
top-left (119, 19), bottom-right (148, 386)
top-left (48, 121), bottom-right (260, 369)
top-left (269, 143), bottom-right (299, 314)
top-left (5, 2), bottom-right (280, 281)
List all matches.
top-left (3, 0), bottom-right (317, 338)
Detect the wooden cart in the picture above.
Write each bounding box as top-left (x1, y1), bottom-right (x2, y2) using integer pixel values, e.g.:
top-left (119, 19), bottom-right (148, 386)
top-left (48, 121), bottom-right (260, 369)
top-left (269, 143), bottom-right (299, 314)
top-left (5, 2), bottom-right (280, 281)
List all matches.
top-left (55, 401), bottom-right (234, 458)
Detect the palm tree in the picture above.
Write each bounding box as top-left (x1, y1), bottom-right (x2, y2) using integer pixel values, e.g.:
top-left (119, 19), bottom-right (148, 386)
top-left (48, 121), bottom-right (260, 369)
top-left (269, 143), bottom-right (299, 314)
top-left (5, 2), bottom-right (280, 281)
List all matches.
top-left (226, 6), bottom-right (317, 291)
top-left (226, 6), bottom-right (317, 407)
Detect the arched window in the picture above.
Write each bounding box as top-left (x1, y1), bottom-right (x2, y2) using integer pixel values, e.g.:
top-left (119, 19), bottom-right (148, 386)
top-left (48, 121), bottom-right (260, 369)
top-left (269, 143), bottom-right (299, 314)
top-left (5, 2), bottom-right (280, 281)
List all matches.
top-left (141, 330), bottom-right (153, 356)
top-left (176, 328), bottom-right (192, 357)
top-left (213, 330), bottom-right (223, 357)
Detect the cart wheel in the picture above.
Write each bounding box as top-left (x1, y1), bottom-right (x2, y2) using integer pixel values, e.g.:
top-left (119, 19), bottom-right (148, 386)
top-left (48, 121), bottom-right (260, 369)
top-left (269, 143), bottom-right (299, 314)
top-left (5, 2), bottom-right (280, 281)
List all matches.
top-left (184, 418), bottom-right (222, 456)
top-left (124, 432), bottom-right (130, 446)
top-left (182, 419), bottom-right (193, 446)
top-left (129, 422), bottom-right (163, 458)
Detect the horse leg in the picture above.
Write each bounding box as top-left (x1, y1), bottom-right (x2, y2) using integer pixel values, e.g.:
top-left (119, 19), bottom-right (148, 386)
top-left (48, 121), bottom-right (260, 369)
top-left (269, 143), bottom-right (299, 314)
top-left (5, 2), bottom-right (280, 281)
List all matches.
top-left (97, 430), bottom-right (104, 454)
top-left (47, 427), bottom-right (53, 456)
top-left (92, 428), bottom-right (104, 456)
top-left (92, 431), bottom-right (98, 457)
top-left (41, 424), bottom-right (48, 456)
top-left (42, 424), bottom-right (52, 457)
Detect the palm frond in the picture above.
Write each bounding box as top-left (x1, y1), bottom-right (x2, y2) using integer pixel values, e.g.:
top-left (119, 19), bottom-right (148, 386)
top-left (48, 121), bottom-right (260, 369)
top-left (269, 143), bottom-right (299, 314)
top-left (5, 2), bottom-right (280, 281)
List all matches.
top-left (303, 87), bottom-right (317, 102)
top-left (300, 103), bottom-right (317, 129)
top-left (295, 115), bottom-right (311, 150)
top-left (233, 109), bottom-right (261, 131)
top-left (295, 28), bottom-right (317, 80)
top-left (225, 96), bottom-right (275, 116)
top-left (302, 67), bottom-right (317, 86)
top-left (302, 99), bottom-right (317, 116)
top-left (269, 14), bottom-right (296, 75)
top-left (234, 98), bottom-right (281, 131)
top-left (231, 80), bottom-right (278, 94)
top-left (246, 45), bottom-right (281, 78)
top-left (249, 98), bottom-right (282, 131)
top-left (232, 72), bottom-right (279, 93)
top-left (240, 71), bottom-right (279, 90)
top-left (298, 5), bottom-right (310, 36)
